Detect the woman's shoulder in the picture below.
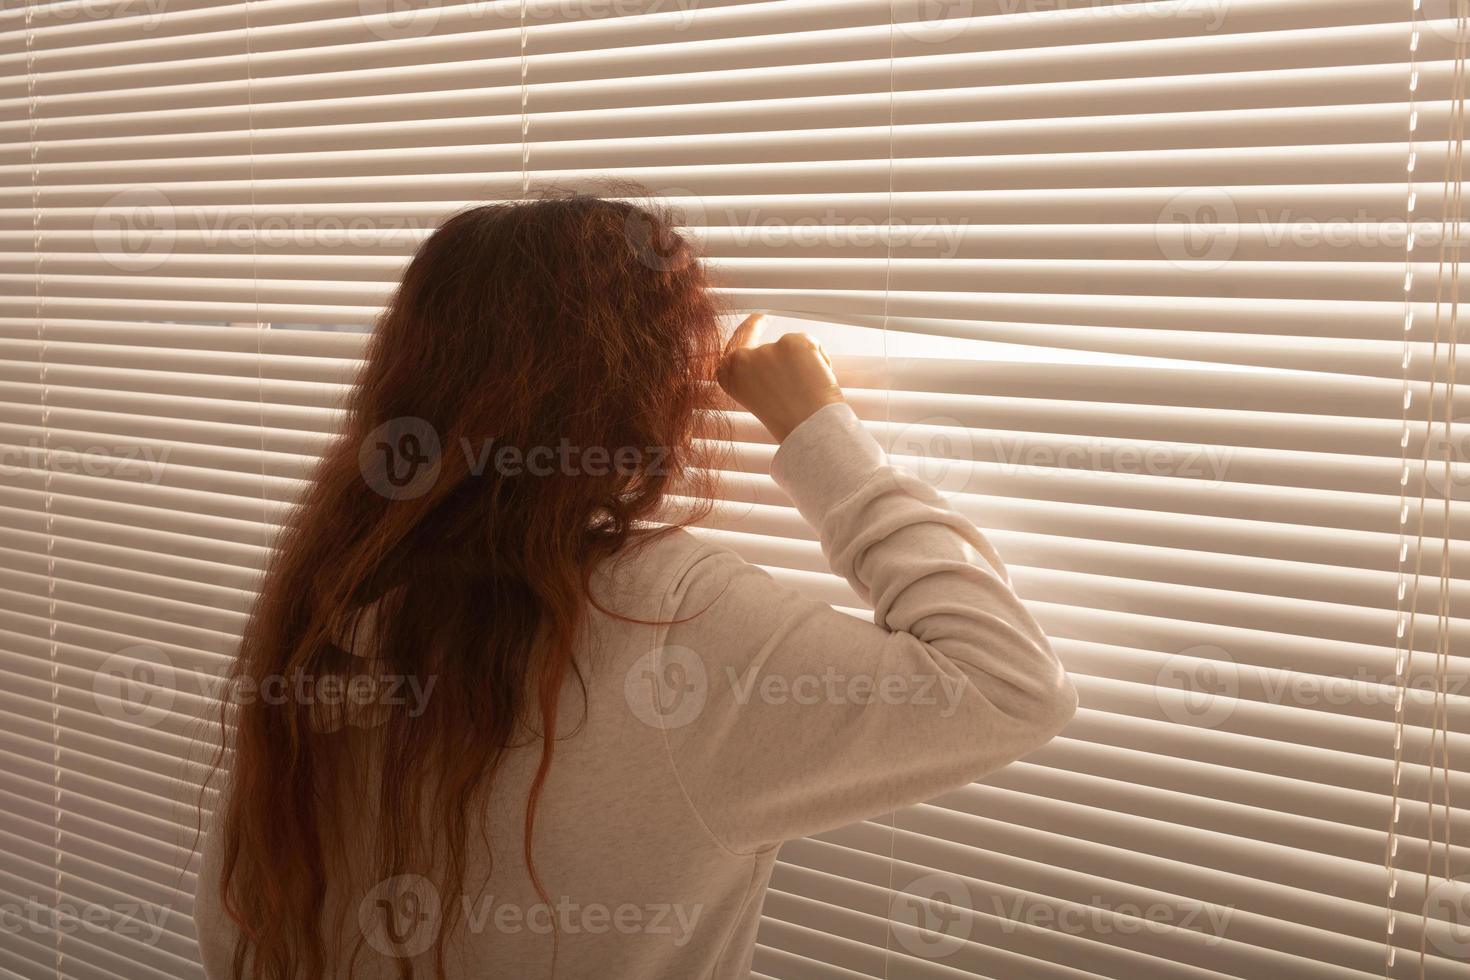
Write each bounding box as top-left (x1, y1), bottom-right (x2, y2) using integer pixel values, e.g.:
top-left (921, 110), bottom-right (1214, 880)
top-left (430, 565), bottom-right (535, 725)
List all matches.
top-left (598, 525), bottom-right (729, 587)
top-left (589, 526), bottom-right (749, 618)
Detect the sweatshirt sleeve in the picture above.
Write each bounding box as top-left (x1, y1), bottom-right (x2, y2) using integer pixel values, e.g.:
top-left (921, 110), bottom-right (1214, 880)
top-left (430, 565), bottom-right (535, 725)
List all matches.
top-left (649, 402), bottom-right (1077, 855)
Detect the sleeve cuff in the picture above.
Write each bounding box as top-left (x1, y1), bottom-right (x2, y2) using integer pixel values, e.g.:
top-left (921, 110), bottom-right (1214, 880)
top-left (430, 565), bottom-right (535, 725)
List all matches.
top-left (769, 402), bottom-right (887, 528)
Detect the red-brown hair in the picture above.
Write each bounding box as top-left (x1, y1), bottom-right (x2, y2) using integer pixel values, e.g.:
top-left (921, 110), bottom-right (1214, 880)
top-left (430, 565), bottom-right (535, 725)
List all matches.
top-left (210, 193), bottom-right (724, 979)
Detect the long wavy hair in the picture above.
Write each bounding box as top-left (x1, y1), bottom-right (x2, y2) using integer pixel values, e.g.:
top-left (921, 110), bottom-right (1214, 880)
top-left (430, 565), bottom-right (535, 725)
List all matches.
top-left (209, 194), bottom-right (725, 979)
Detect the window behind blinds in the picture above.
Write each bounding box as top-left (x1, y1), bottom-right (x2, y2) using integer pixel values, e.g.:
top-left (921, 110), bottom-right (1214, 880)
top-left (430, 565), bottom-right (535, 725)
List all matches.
top-left (0, 1), bottom-right (1467, 979)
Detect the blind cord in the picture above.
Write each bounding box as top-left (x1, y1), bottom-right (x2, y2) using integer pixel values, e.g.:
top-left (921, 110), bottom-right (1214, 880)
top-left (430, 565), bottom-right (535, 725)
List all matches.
top-left (23, 1), bottom-right (60, 974)
top-left (880, 2), bottom-right (898, 977)
top-left (1386, 1), bottom-right (1465, 973)
top-left (520, 0), bottom-right (531, 197)
top-left (244, 0), bottom-right (267, 651)
top-left (1386, 0), bottom-right (1425, 965)
top-left (1421, 3), bottom-right (1465, 970)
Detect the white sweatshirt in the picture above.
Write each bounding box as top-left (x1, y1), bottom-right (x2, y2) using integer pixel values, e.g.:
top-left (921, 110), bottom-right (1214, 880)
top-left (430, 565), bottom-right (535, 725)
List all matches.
top-left (193, 402), bottom-right (1077, 980)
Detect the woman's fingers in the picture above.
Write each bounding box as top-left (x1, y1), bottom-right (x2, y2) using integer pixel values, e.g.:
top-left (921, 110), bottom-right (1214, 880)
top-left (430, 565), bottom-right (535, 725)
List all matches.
top-left (716, 320), bottom-right (844, 443)
top-left (724, 312), bottom-right (767, 355)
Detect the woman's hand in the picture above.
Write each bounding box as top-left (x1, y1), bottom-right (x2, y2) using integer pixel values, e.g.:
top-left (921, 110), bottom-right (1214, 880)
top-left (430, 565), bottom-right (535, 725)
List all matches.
top-left (716, 313), bottom-right (846, 443)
